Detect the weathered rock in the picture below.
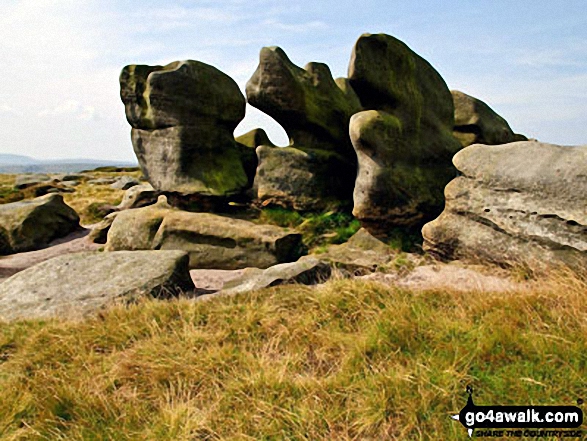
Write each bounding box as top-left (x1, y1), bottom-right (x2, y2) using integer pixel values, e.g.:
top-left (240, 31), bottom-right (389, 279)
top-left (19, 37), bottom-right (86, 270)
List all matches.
top-left (348, 33), bottom-right (462, 230)
top-left (253, 145), bottom-right (354, 210)
top-left (0, 194), bottom-right (80, 255)
top-left (87, 177), bottom-right (117, 185)
top-left (247, 47), bottom-right (362, 155)
top-left (14, 174), bottom-right (52, 189)
top-left (117, 183), bottom-right (159, 210)
top-left (422, 141), bottom-right (587, 269)
top-left (110, 176), bottom-right (140, 190)
top-left (218, 258), bottom-right (331, 296)
top-left (235, 128), bottom-right (274, 149)
top-left (55, 174), bottom-right (85, 182)
top-left (452, 90), bottom-right (517, 147)
top-left (88, 212), bottom-right (118, 244)
top-left (246, 47), bottom-right (362, 208)
top-left (106, 197), bottom-right (305, 269)
top-left (311, 228), bottom-right (401, 274)
top-left (120, 60), bottom-right (251, 196)
top-left (0, 251), bottom-right (194, 321)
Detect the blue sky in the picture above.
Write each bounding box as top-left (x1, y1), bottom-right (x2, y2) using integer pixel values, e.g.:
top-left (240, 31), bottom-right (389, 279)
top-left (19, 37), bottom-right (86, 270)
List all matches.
top-left (0, 0), bottom-right (586, 161)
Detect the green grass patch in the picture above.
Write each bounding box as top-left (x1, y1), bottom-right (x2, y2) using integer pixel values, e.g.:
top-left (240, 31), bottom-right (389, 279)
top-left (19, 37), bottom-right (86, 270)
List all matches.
top-left (258, 208), bottom-right (361, 250)
top-left (0, 275), bottom-right (585, 440)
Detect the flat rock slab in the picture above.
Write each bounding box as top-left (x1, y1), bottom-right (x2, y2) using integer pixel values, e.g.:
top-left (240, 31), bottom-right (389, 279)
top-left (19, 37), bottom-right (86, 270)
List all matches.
top-left (0, 250), bottom-right (194, 322)
top-left (423, 141), bottom-right (587, 269)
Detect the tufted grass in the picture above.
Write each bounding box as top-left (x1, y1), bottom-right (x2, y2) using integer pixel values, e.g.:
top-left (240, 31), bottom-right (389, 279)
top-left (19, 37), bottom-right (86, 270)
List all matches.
top-left (0, 269), bottom-right (585, 440)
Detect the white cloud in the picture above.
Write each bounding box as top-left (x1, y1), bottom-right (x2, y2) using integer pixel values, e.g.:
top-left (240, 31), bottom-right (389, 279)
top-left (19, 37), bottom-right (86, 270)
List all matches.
top-left (262, 18), bottom-right (328, 33)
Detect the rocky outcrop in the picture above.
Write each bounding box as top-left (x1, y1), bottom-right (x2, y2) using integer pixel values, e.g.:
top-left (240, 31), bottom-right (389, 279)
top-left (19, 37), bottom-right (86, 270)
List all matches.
top-left (0, 194), bottom-right (80, 255)
top-left (0, 250), bottom-right (194, 321)
top-left (106, 197), bottom-right (305, 269)
top-left (451, 90), bottom-right (520, 147)
top-left (422, 141), bottom-right (587, 269)
top-left (254, 145), bottom-right (352, 210)
top-left (348, 33), bottom-right (462, 231)
top-left (120, 60), bottom-right (251, 196)
top-left (246, 47), bottom-right (362, 209)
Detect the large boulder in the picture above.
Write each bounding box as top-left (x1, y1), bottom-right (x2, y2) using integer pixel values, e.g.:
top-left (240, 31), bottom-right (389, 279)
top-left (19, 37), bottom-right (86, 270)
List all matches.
top-left (246, 47), bottom-right (362, 209)
top-left (0, 251), bottom-right (194, 321)
top-left (120, 60), bottom-right (251, 196)
top-left (253, 145), bottom-right (353, 210)
top-left (0, 194), bottom-right (80, 255)
top-left (451, 90), bottom-right (519, 147)
top-left (422, 141), bottom-right (587, 269)
top-left (348, 33), bottom-right (462, 231)
top-left (106, 198), bottom-right (305, 269)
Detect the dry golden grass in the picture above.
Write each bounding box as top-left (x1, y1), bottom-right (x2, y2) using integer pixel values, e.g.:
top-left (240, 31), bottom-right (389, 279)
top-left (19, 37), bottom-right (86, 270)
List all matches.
top-left (0, 268), bottom-right (585, 440)
top-left (0, 170), bottom-right (144, 225)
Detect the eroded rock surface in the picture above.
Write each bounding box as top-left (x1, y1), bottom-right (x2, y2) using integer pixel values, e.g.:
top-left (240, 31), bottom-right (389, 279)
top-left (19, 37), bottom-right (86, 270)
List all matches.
top-left (106, 197), bottom-right (305, 269)
top-left (0, 194), bottom-right (80, 255)
top-left (120, 60), bottom-right (250, 196)
top-left (0, 250), bottom-right (194, 321)
top-left (348, 33), bottom-right (462, 231)
top-left (422, 141), bottom-right (587, 269)
top-left (452, 90), bottom-right (520, 147)
top-left (246, 47), bottom-right (362, 209)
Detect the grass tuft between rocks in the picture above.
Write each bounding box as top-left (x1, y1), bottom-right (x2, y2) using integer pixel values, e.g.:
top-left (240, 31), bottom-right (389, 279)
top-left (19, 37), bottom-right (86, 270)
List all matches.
top-left (0, 270), bottom-right (586, 440)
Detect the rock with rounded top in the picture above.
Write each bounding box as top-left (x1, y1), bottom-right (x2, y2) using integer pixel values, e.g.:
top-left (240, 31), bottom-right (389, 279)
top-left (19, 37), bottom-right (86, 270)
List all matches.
top-left (451, 90), bottom-right (518, 147)
top-left (0, 194), bottom-right (80, 255)
top-left (246, 47), bottom-right (362, 208)
top-left (0, 250), bottom-right (195, 321)
top-left (348, 33), bottom-right (462, 231)
top-left (422, 141), bottom-right (587, 269)
top-left (120, 60), bottom-right (251, 196)
top-left (235, 128), bottom-right (275, 149)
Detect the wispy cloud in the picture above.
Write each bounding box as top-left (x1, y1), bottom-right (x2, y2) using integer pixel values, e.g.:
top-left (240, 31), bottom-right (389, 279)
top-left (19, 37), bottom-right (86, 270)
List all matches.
top-left (38, 100), bottom-right (99, 120)
top-left (262, 18), bottom-right (328, 33)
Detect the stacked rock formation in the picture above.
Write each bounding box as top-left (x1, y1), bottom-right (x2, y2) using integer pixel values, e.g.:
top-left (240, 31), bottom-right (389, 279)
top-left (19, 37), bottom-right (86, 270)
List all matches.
top-left (246, 47), bottom-right (363, 210)
top-left (120, 60), bottom-right (252, 196)
top-left (348, 33), bottom-right (462, 231)
top-left (422, 141), bottom-right (587, 269)
top-left (119, 33), bottom-right (527, 237)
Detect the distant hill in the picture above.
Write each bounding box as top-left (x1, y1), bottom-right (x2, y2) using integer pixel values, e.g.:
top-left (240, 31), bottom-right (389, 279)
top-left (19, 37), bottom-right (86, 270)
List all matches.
top-left (0, 154), bottom-right (137, 173)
